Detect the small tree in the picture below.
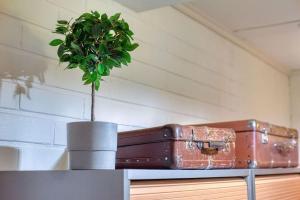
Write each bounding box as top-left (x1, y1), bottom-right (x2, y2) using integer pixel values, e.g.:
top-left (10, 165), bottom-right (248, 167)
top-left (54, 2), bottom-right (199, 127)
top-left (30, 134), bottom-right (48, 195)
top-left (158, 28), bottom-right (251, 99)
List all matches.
top-left (50, 11), bottom-right (138, 121)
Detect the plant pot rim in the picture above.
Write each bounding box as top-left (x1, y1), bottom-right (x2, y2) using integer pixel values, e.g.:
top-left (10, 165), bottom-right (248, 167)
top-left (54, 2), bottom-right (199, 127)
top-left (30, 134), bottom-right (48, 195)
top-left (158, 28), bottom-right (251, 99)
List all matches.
top-left (67, 121), bottom-right (117, 126)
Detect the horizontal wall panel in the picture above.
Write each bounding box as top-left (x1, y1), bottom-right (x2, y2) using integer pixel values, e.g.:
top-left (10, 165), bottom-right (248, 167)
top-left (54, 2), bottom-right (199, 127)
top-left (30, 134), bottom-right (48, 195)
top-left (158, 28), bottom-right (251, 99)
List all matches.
top-left (140, 7), bottom-right (235, 64)
top-left (0, 112), bottom-right (54, 144)
top-left (0, 81), bottom-right (19, 109)
top-left (0, 0), bottom-right (58, 29)
top-left (47, 0), bottom-right (85, 13)
top-left (22, 22), bottom-right (58, 59)
top-left (100, 76), bottom-right (234, 121)
top-left (0, 45), bottom-right (48, 86)
top-left (84, 96), bottom-right (207, 128)
top-left (54, 121), bottom-right (67, 146)
top-left (112, 60), bottom-right (237, 110)
top-left (18, 146), bottom-right (67, 170)
top-left (133, 40), bottom-right (240, 95)
top-left (20, 87), bottom-right (85, 119)
top-left (0, 14), bottom-right (22, 48)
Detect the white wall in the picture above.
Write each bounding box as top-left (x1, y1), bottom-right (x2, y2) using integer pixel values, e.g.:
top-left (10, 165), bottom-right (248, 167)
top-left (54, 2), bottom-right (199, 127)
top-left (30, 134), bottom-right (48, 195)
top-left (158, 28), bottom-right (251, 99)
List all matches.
top-left (290, 71), bottom-right (300, 131)
top-left (0, 0), bottom-right (290, 170)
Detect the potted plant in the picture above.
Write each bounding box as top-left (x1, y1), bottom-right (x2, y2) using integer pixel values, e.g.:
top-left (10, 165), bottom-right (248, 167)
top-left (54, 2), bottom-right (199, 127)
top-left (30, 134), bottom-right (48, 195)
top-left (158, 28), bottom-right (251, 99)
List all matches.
top-left (49, 11), bottom-right (138, 169)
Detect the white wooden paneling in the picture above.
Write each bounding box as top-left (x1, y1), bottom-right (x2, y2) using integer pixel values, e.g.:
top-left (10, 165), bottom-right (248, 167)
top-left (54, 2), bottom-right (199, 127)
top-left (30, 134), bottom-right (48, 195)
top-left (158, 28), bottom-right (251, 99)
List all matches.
top-left (0, 14), bottom-right (22, 48)
top-left (0, 45), bottom-right (231, 121)
top-left (20, 87), bottom-right (85, 119)
top-left (0, 112), bottom-right (54, 144)
top-left (47, 0), bottom-right (85, 13)
top-left (133, 40), bottom-right (239, 95)
top-left (83, 96), bottom-right (207, 127)
top-left (114, 0), bottom-right (192, 12)
top-left (184, 0), bottom-right (300, 31)
top-left (139, 7), bottom-right (234, 63)
top-left (0, 81), bottom-right (19, 110)
top-left (22, 23), bottom-right (58, 59)
top-left (0, 0), bottom-right (59, 29)
top-left (290, 71), bottom-right (300, 132)
top-left (18, 146), bottom-right (66, 170)
top-left (112, 60), bottom-right (235, 109)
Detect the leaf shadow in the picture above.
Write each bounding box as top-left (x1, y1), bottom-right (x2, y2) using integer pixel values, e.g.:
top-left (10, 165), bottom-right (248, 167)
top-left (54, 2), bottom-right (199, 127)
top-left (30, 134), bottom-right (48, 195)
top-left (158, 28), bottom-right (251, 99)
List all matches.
top-left (0, 26), bottom-right (49, 100)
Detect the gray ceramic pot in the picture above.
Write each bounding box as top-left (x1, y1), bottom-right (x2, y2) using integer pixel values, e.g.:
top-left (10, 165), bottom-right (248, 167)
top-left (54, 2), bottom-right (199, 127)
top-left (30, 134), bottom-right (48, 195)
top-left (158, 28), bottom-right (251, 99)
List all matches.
top-left (67, 121), bottom-right (117, 170)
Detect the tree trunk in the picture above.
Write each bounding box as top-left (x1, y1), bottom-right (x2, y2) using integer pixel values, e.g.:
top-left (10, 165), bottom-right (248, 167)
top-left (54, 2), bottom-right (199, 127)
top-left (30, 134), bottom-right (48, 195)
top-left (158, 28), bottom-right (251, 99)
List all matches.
top-left (91, 82), bottom-right (95, 121)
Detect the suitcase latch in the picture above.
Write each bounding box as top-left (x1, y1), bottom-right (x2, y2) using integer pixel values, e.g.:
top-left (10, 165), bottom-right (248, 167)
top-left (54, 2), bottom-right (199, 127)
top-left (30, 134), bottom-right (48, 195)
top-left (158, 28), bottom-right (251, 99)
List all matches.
top-left (186, 129), bottom-right (196, 150)
top-left (196, 141), bottom-right (226, 155)
top-left (261, 128), bottom-right (269, 144)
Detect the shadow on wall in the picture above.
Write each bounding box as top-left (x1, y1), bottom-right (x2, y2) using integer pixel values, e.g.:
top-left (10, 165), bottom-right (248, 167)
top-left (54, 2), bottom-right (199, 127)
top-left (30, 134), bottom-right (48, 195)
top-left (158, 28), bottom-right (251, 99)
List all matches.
top-left (0, 146), bottom-right (19, 170)
top-left (53, 150), bottom-right (69, 170)
top-left (0, 25), bottom-right (49, 99)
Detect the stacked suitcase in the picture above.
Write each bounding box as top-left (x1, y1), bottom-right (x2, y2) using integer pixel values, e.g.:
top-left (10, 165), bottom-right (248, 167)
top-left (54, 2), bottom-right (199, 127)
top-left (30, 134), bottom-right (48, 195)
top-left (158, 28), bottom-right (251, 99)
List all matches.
top-left (117, 125), bottom-right (236, 169)
top-left (116, 119), bottom-right (298, 169)
top-left (194, 119), bottom-right (298, 168)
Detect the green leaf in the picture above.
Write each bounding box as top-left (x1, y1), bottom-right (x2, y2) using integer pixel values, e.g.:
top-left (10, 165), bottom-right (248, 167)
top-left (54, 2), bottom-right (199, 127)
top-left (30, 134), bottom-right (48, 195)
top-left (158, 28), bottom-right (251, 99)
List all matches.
top-left (49, 39), bottom-right (63, 46)
top-left (87, 54), bottom-right (98, 62)
top-left (57, 44), bottom-right (65, 57)
top-left (124, 22), bottom-right (129, 30)
top-left (126, 43), bottom-right (139, 51)
top-left (127, 29), bottom-right (134, 37)
top-left (102, 67), bottom-right (110, 76)
top-left (70, 55), bottom-right (83, 63)
top-left (83, 23), bottom-right (93, 32)
top-left (98, 63), bottom-right (105, 74)
top-left (120, 19), bottom-right (129, 30)
top-left (122, 51), bottom-right (131, 63)
top-left (101, 13), bottom-right (108, 21)
top-left (92, 11), bottom-right (100, 18)
top-left (79, 64), bottom-right (87, 71)
top-left (106, 57), bottom-right (120, 68)
top-left (110, 13), bottom-right (121, 21)
top-left (57, 20), bottom-right (68, 25)
top-left (119, 57), bottom-right (128, 66)
top-left (66, 63), bottom-right (78, 69)
top-left (84, 79), bottom-right (92, 85)
top-left (99, 44), bottom-right (108, 55)
top-left (60, 54), bottom-right (70, 62)
top-left (92, 24), bottom-right (102, 37)
top-left (91, 72), bottom-right (97, 81)
top-left (82, 72), bottom-right (90, 81)
top-left (79, 13), bottom-right (94, 20)
top-left (95, 79), bottom-right (100, 91)
top-left (55, 26), bottom-right (68, 34)
top-left (70, 42), bottom-right (83, 55)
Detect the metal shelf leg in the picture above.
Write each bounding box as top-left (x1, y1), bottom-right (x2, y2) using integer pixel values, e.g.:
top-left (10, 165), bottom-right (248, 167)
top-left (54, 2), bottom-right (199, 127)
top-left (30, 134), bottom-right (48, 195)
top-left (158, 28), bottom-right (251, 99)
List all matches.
top-left (246, 170), bottom-right (256, 200)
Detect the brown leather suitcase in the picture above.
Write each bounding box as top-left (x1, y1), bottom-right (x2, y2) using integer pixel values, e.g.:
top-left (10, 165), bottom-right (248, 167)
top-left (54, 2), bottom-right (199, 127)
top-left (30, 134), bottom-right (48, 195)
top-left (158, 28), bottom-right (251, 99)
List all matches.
top-left (193, 119), bottom-right (298, 168)
top-left (116, 124), bottom-right (236, 169)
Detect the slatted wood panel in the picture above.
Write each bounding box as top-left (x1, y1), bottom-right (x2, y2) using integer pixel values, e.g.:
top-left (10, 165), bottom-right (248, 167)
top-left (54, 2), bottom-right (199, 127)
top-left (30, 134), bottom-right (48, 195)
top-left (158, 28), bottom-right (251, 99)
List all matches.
top-left (256, 174), bottom-right (300, 200)
top-left (131, 178), bottom-right (247, 200)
